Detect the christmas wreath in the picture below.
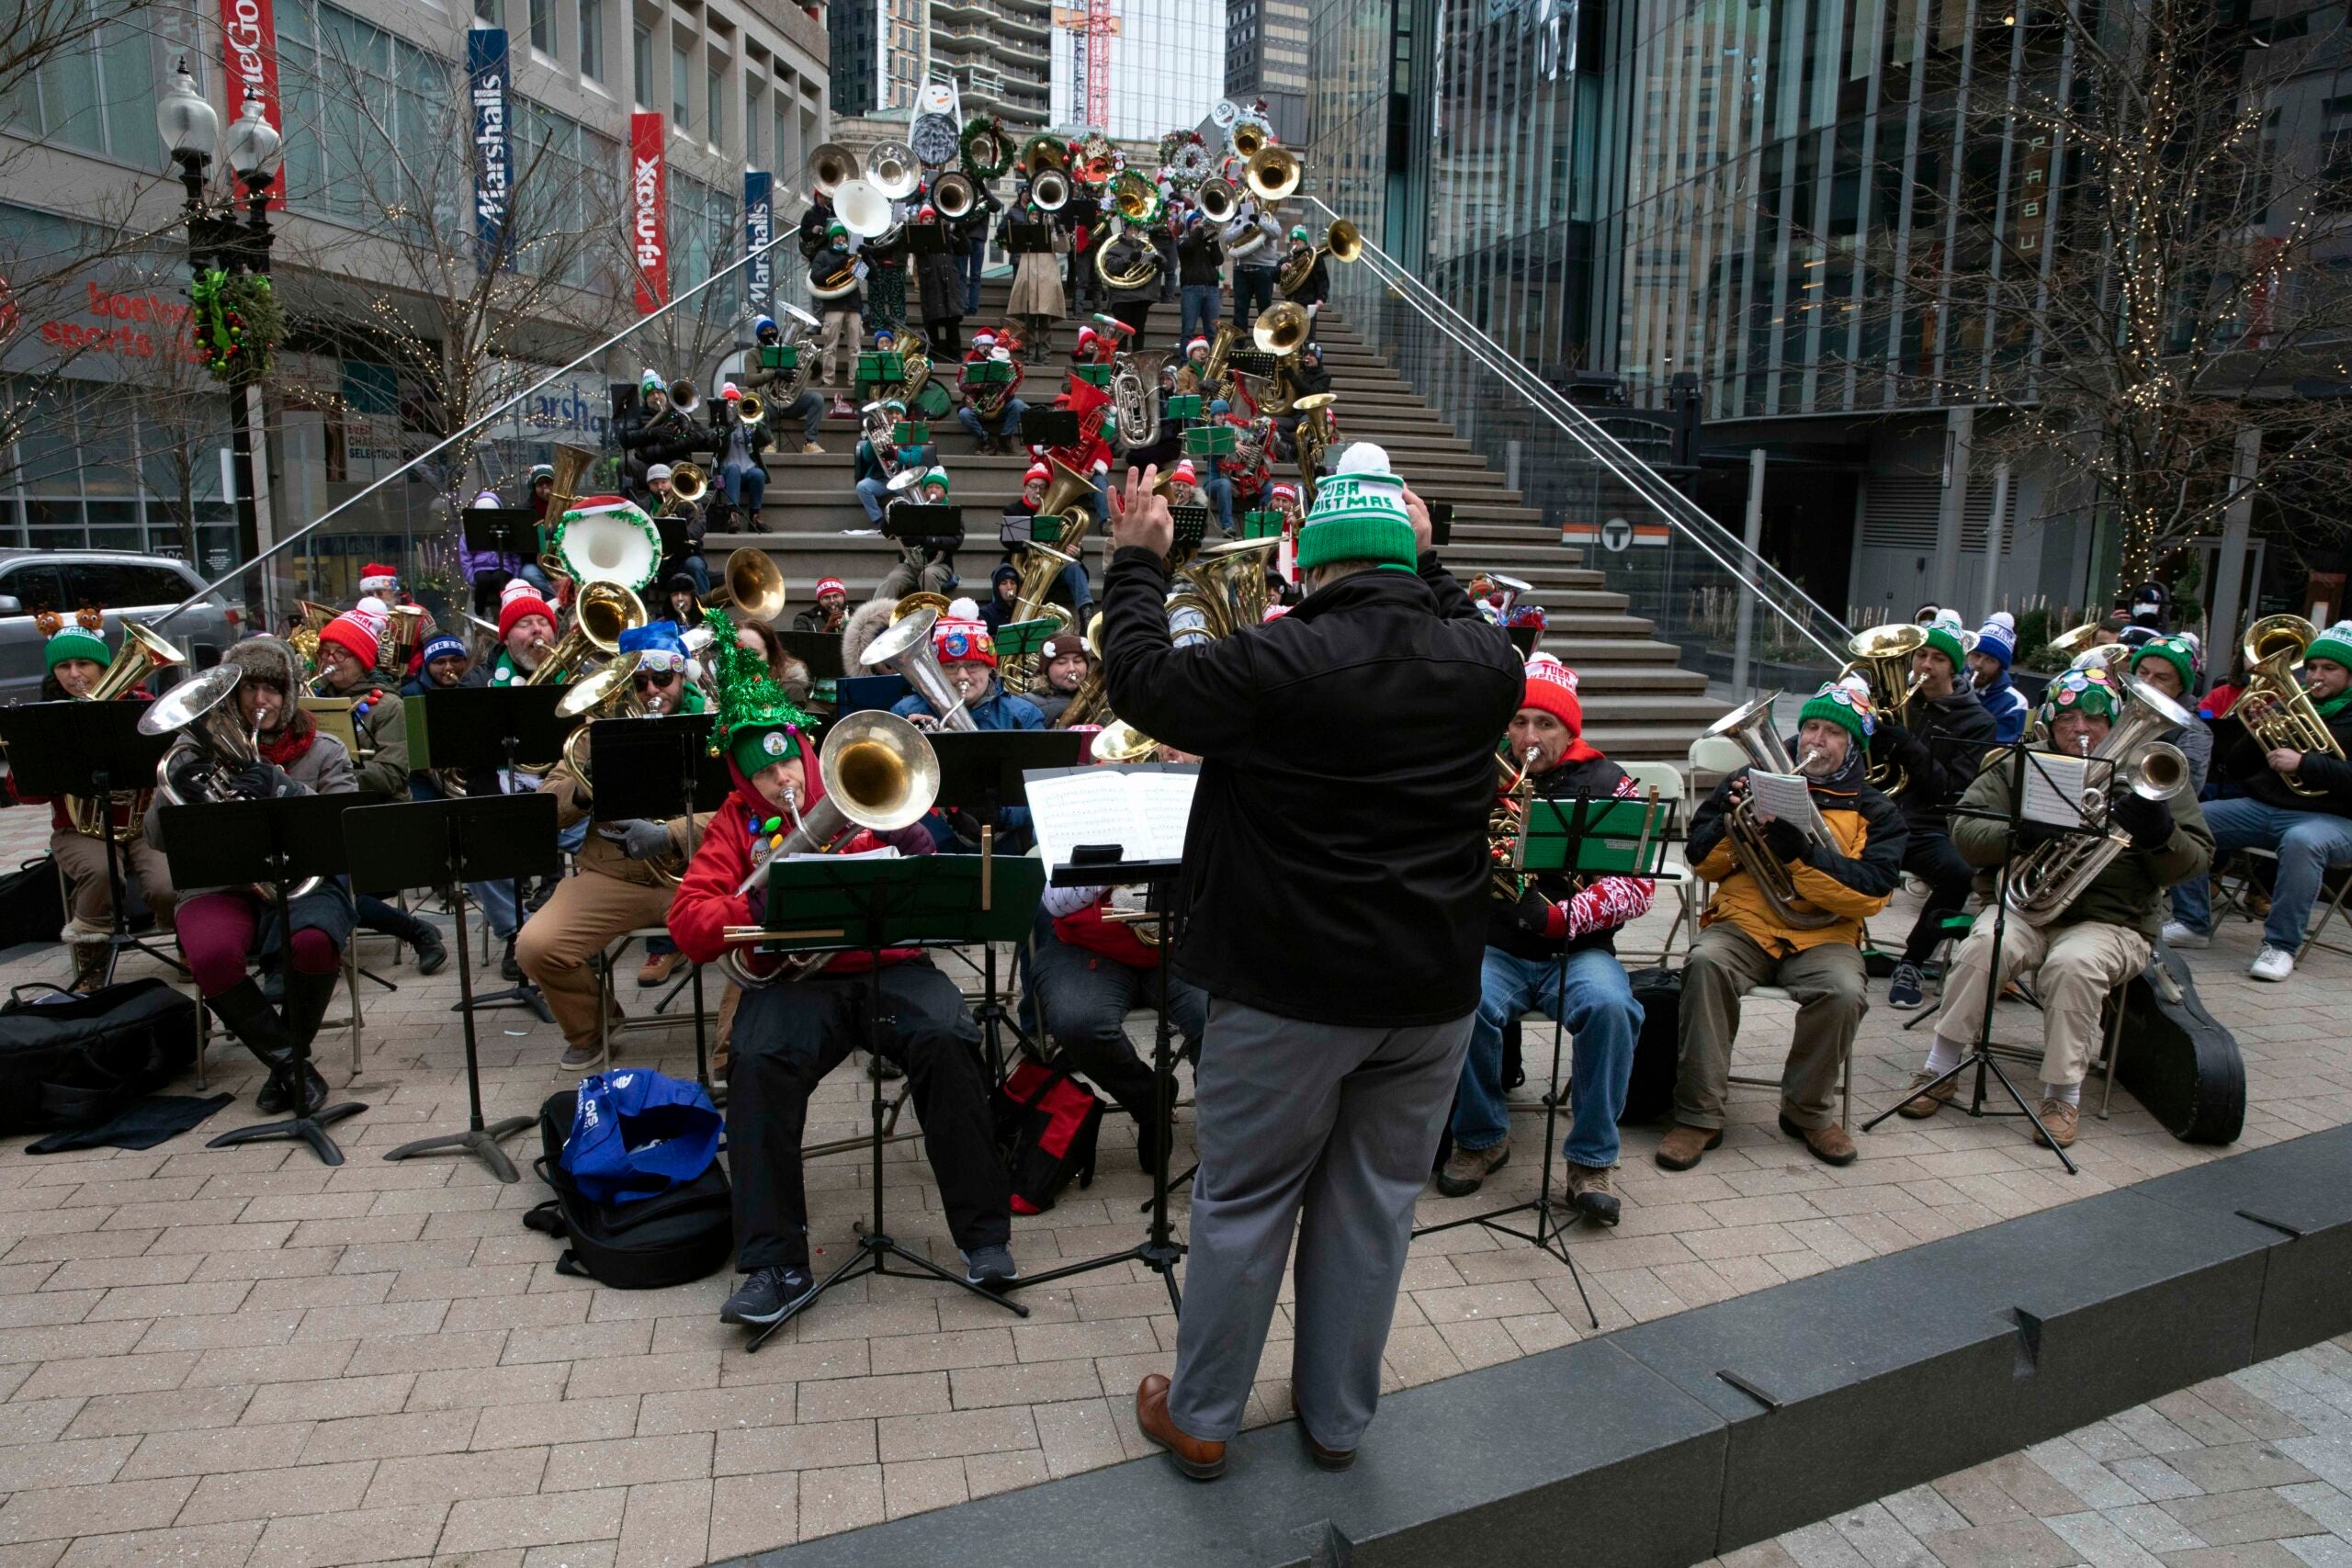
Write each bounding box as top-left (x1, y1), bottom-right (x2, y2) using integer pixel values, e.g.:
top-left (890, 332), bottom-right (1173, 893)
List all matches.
top-left (189, 268), bottom-right (283, 384)
top-left (958, 116), bottom-right (1011, 179)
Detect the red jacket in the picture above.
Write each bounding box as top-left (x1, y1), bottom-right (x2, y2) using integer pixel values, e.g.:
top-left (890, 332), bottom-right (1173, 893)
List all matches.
top-left (667, 752), bottom-right (936, 978)
top-left (1053, 895), bottom-right (1159, 968)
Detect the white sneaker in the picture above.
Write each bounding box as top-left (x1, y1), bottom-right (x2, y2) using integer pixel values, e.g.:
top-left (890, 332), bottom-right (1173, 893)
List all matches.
top-left (2251, 945), bottom-right (2296, 982)
top-left (2161, 920), bottom-right (2210, 950)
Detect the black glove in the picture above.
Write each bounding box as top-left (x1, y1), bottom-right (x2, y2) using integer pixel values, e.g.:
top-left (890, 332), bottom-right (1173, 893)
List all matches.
top-left (231, 760), bottom-right (287, 799)
top-left (946, 808), bottom-right (985, 845)
top-left (1510, 886), bottom-right (1559, 935)
top-left (2109, 791), bottom-right (2174, 850)
top-left (2015, 819), bottom-right (2066, 853)
top-left (1760, 817), bottom-right (1809, 863)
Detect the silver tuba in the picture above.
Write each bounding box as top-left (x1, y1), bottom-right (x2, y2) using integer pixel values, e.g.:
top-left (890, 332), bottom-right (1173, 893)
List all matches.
top-left (1702, 694), bottom-right (1840, 931)
top-left (142, 665), bottom-right (325, 897)
top-left (2003, 672), bottom-right (2192, 926)
top-left (858, 606), bottom-right (979, 732)
top-left (1111, 347), bottom-right (1168, 452)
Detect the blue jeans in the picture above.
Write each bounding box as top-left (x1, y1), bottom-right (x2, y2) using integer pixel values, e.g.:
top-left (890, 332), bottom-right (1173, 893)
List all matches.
top-left (1203, 473), bottom-right (1234, 536)
top-left (957, 396), bottom-right (1027, 441)
top-left (2171, 795), bottom-right (2352, 953)
top-left (1056, 559), bottom-right (1091, 614)
top-left (1453, 945), bottom-right (1645, 1168)
top-left (1182, 284), bottom-right (1220, 345)
top-left (856, 475), bottom-right (888, 524)
top-left (1232, 267), bottom-right (1275, 329)
top-left (721, 463), bottom-right (765, 512)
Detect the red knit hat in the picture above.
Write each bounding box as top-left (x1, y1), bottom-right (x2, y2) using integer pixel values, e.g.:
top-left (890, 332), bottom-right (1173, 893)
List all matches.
top-left (1171, 458), bottom-right (1197, 487)
top-left (497, 578), bottom-right (558, 642)
top-left (814, 576), bottom-right (846, 599)
top-left (1023, 461), bottom-right (1050, 486)
top-left (1520, 654), bottom-right (1582, 734)
top-left (319, 605), bottom-right (386, 670)
top-left (932, 616), bottom-right (996, 669)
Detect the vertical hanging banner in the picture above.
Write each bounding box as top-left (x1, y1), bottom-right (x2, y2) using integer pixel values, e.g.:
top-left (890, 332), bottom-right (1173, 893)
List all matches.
top-left (629, 112), bottom-right (669, 314)
top-left (467, 27), bottom-right (513, 274)
top-left (744, 170), bottom-right (774, 314)
top-left (219, 0), bottom-right (287, 209)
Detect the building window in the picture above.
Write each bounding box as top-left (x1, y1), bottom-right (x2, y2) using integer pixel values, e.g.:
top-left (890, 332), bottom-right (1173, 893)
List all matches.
top-left (528, 0), bottom-right (552, 53)
top-left (632, 23), bottom-right (650, 105)
top-left (707, 51), bottom-right (726, 146)
top-left (475, 0), bottom-right (498, 21)
top-left (578, 0), bottom-right (603, 80)
top-left (673, 39), bottom-right (691, 127)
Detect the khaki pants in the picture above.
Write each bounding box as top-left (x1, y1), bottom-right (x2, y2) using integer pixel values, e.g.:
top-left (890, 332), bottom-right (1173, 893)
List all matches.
top-left (1673, 921), bottom-right (1864, 1131)
top-left (817, 309), bottom-right (861, 388)
top-left (1929, 916), bottom-right (2148, 1087)
top-left (514, 869), bottom-right (674, 1053)
top-left (51, 829), bottom-right (175, 931)
top-left (875, 558), bottom-right (956, 603)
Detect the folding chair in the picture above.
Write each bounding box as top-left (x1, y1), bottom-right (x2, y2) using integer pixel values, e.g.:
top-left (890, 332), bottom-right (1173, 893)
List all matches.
top-left (2217, 847), bottom-right (2352, 960)
top-left (191, 942), bottom-right (366, 1090)
top-left (1615, 760), bottom-right (1690, 964)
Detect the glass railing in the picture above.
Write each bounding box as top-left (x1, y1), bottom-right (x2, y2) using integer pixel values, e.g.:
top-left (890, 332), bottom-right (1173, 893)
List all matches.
top-left (1301, 194), bottom-right (1854, 704)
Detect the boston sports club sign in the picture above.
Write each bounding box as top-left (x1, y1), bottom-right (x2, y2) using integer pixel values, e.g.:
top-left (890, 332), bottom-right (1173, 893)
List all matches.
top-left (630, 112), bottom-right (668, 313)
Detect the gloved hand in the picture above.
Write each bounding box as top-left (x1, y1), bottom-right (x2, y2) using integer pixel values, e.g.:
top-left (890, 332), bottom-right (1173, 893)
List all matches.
top-left (1510, 886), bottom-right (1561, 935)
top-left (600, 819), bottom-right (673, 861)
top-left (2014, 819), bottom-right (2066, 853)
top-left (1760, 817), bottom-right (1809, 863)
top-left (2109, 791), bottom-right (2174, 850)
top-left (231, 760), bottom-right (288, 800)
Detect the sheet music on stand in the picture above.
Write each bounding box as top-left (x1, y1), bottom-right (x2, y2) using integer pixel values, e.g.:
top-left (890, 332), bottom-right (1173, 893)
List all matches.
top-left (1023, 764), bottom-right (1199, 876)
top-left (1745, 770), bottom-right (1815, 827)
top-left (2019, 751), bottom-right (2104, 829)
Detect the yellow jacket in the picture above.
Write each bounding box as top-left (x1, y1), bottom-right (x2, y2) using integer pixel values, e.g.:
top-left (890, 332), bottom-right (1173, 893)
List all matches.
top-left (1686, 762), bottom-right (1908, 956)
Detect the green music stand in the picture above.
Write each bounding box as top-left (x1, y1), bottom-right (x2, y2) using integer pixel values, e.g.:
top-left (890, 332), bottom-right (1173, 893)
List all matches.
top-left (857, 350), bottom-right (906, 384)
top-left (992, 618), bottom-right (1060, 660)
top-left (1238, 509), bottom-right (1285, 540)
top-left (1414, 787), bottom-right (1671, 1325)
top-left (1182, 423), bottom-right (1236, 457)
top-left (738, 853), bottom-right (1042, 1348)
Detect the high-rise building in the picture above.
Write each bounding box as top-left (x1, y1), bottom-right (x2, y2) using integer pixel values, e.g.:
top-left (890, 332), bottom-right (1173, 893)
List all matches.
top-left (1051, 0), bottom-right (1225, 140)
top-left (1224, 0), bottom-right (1307, 145)
top-left (831, 0), bottom-right (1053, 129)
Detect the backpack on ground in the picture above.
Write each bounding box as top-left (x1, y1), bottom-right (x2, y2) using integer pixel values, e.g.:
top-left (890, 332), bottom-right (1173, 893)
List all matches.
top-left (523, 1087), bottom-right (734, 1289)
top-left (0, 979), bottom-right (198, 1136)
top-left (994, 1060), bottom-right (1103, 1215)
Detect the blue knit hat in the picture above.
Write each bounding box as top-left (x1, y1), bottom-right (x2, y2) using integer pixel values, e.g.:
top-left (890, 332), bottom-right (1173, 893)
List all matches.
top-left (420, 634), bottom-right (467, 666)
top-left (1974, 612), bottom-right (2017, 671)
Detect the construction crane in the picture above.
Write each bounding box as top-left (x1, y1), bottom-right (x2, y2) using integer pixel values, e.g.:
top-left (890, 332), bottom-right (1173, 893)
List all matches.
top-left (1084, 0), bottom-right (1112, 126)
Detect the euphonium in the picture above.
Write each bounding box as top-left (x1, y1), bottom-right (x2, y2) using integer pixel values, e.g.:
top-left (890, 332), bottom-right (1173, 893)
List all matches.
top-left (1252, 300), bottom-right (1309, 357)
top-left (287, 600), bottom-right (335, 668)
top-left (1110, 347), bottom-right (1167, 451)
top-left (709, 547), bottom-right (787, 622)
top-left (142, 666), bottom-right (324, 897)
top-left (1279, 219), bottom-right (1360, 293)
top-left (1840, 622), bottom-right (1928, 795)
top-left (2233, 613), bottom-right (2343, 799)
top-left (66, 621), bottom-right (186, 842)
top-left (933, 170), bottom-right (978, 220)
top-left (2004, 672), bottom-right (2194, 925)
top-left (900, 334), bottom-right (933, 407)
top-left (524, 580), bottom-right (647, 687)
top-left (666, 460), bottom-right (709, 506)
top-left (1702, 694), bottom-right (1840, 931)
top-left (1168, 537), bottom-right (1280, 647)
top-left (858, 606), bottom-right (979, 732)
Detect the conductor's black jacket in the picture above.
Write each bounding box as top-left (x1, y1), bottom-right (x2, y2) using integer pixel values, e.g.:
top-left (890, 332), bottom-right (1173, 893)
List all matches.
top-left (1102, 547), bottom-right (1521, 1026)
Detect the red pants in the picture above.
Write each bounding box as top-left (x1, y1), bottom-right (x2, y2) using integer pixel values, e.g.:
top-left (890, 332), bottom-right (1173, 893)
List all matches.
top-left (177, 892), bottom-right (339, 998)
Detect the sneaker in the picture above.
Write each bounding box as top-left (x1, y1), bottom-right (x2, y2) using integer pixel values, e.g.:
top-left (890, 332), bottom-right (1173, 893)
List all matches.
top-left (2252, 945), bottom-right (2296, 982)
top-left (1654, 1122), bottom-right (1722, 1171)
top-left (2033, 1099), bottom-right (2079, 1149)
top-left (637, 950), bottom-right (685, 987)
top-left (1563, 1162), bottom-right (1621, 1226)
top-left (1887, 961), bottom-right (1927, 1010)
top-left (1895, 1069), bottom-right (1957, 1120)
top-left (2161, 920), bottom-right (2211, 950)
top-left (865, 1051), bottom-right (903, 1081)
top-left (962, 1243), bottom-right (1018, 1289)
top-left (801, 442), bottom-right (825, 455)
top-left (1434, 1138), bottom-right (1509, 1197)
top-left (720, 1264), bottom-right (815, 1326)
top-left (412, 924), bottom-right (448, 976)
top-left (559, 1043), bottom-right (600, 1071)
top-left (500, 939), bottom-right (524, 983)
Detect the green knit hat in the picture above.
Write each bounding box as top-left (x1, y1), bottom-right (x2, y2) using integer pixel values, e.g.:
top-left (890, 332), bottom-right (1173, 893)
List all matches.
top-left (2304, 619), bottom-right (2352, 671)
top-left (1921, 622), bottom-right (1968, 671)
top-left (2039, 665), bottom-right (2120, 727)
top-left (921, 467), bottom-right (951, 500)
top-left (40, 609), bottom-right (108, 671)
top-left (1295, 447), bottom-right (1416, 573)
top-left (1798, 677), bottom-right (1876, 748)
top-left (702, 606), bottom-right (818, 777)
top-left (2131, 635), bottom-right (2196, 692)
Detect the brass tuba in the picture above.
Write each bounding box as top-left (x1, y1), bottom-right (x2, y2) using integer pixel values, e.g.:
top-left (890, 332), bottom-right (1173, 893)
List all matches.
top-left (709, 547), bottom-right (787, 622)
top-left (524, 580), bottom-right (647, 686)
top-left (1244, 144), bottom-right (1302, 202)
top-left (1280, 219), bottom-right (1360, 293)
top-left (1168, 537), bottom-right (1280, 648)
top-left (2003, 672), bottom-right (2193, 925)
top-left (1291, 391), bottom-right (1337, 505)
top-left (1094, 220), bottom-right (1161, 293)
top-left (66, 621), bottom-right (187, 842)
top-left (1197, 178), bottom-right (1240, 225)
top-left (1840, 622), bottom-right (1928, 795)
top-left (1058, 611), bottom-right (1112, 728)
top-left (932, 170), bottom-right (978, 220)
top-left (1702, 694), bottom-right (1840, 931)
top-left (1252, 300), bottom-right (1309, 358)
top-left (2233, 614), bottom-right (2343, 798)
top-left (808, 141), bottom-right (859, 197)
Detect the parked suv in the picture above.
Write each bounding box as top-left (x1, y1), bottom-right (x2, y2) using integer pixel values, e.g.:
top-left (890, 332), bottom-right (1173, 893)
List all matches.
top-left (0, 551), bottom-right (237, 705)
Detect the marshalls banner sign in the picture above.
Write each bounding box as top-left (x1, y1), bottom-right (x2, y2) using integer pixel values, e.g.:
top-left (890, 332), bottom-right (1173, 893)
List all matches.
top-left (467, 27), bottom-right (512, 274)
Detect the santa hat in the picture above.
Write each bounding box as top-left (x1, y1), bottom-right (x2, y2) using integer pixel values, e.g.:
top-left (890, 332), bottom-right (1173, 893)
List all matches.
top-left (497, 578), bottom-right (558, 642)
top-left (319, 604), bottom-right (387, 671)
top-left (813, 576), bottom-right (846, 599)
top-left (39, 607), bottom-right (108, 671)
top-left (720, 384), bottom-right (743, 401)
top-left (1521, 654), bottom-right (1582, 734)
top-left (1186, 335), bottom-right (1210, 355)
top-left (357, 562), bottom-right (399, 592)
top-left (932, 616), bottom-right (996, 669)
top-left (1023, 461), bottom-right (1050, 486)
top-left (975, 332), bottom-right (999, 347)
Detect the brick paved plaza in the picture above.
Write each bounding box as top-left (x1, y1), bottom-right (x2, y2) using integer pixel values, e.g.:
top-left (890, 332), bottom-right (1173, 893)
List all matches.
top-left (1, 805), bottom-right (2346, 1566)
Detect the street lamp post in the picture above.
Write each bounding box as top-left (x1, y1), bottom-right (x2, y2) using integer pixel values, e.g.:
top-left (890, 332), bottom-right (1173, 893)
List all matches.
top-left (158, 62), bottom-right (282, 626)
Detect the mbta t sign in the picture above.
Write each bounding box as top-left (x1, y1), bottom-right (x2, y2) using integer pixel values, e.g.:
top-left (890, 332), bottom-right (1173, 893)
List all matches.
top-left (1600, 517), bottom-right (1634, 553)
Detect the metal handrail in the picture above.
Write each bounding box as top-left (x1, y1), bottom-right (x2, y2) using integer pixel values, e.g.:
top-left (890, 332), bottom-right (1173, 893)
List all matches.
top-left (154, 224), bottom-right (806, 626)
top-left (1300, 195), bottom-right (1850, 666)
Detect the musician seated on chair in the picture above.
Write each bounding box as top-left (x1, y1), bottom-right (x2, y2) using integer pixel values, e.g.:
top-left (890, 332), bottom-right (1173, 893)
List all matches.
top-left (1026, 633), bottom-right (1091, 726)
top-left (12, 610), bottom-right (176, 975)
top-left (1031, 741), bottom-right (1209, 1171)
top-left (667, 663), bottom-right (1018, 1326)
top-left (1881, 614), bottom-right (1997, 1012)
top-left (892, 615), bottom-right (1046, 734)
top-left (2127, 635), bottom-right (2212, 796)
top-left (1966, 614), bottom-right (2033, 745)
top-left (1907, 668), bottom-right (2211, 1149)
top-left (956, 342), bottom-right (1027, 455)
top-left (2165, 621), bottom-right (2352, 984)
top-left (312, 605), bottom-right (448, 976)
top-left (1661, 679), bottom-right (1905, 1174)
top-left (518, 621), bottom-right (707, 1071)
top-left (1437, 657), bottom-right (1653, 1224)
top-left (146, 637), bottom-right (356, 1116)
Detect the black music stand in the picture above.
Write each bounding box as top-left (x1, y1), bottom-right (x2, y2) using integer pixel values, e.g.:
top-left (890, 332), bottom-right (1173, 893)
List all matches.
top-left (0, 701), bottom-right (178, 987)
top-left (461, 509), bottom-right (543, 584)
top-left (929, 730), bottom-right (1089, 1075)
top-left (739, 854), bottom-right (1037, 1348)
top-left (1005, 222), bottom-right (1050, 254)
top-left (420, 686), bottom-right (579, 1022)
top-left (1008, 852), bottom-right (1189, 1314)
top-left (1023, 411), bottom-right (1080, 448)
top-left (1860, 740), bottom-right (2087, 1176)
top-left (775, 633), bottom-right (846, 683)
top-left (151, 795), bottom-right (368, 1166)
top-left (587, 713), bottom-right (728, 1088)
top-left (357, 795), bottom-right (559, 1180)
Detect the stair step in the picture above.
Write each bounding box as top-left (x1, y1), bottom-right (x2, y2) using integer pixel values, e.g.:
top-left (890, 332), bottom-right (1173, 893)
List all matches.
top-left (1582, 719), bottom-right (1731, 761)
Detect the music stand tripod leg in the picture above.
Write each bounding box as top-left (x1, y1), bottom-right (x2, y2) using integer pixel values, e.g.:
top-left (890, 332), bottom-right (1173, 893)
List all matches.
top-left (383, 865), bottom-right (530, 1181)
top-left (206, 863), bottom-right (369, 1167)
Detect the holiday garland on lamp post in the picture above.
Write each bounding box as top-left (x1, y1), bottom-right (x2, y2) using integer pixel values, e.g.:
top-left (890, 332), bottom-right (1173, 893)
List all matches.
top-left (189, 267), bottom-right (284, 384)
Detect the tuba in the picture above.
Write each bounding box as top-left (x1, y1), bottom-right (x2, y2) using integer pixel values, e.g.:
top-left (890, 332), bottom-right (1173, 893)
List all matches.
top-left (1197, 178), bottom-right (1240, 225)
top-left (865, 141), bottom-right (920, 201)
top-left (736, 391), bottom-right (764, 428)
top-left (523, 580), bottom-right (647, 687)
top-left (2003, 672), bottom-right (2193, 925)
top-left (763, 305), bottom-right (821, 399)
top-left (143, 666), bottom-right (323, 897)
top-left (808, 141), bottom-right (858, 197)
top-left (1244, 144), bottom-right (1302, 202)
top-left (1167, 537), bottom-right (1280, 648)
top-left (933, 170), bottom-right (978, 220)
top-left (859, 606), bottom-right (979, 732)
top-left (1094, 220), bottom-right (1161, 293)
top-left (1252, 300), bottom-right (1309, 358)
top-left (709, 547), bottom-right (787, 622)
top-left (1702, 694), bottom-right (1840, 931)
top-left (1840, 623), bottom-right (1928, 795)
top-left (1291, 390), bottom-right (1337, 503)
top-left (1058, 611), bottom-right (1112, 728)
top-left (1201, 321), bottom-right (1238, 401)
top-left (718, 710), bottom-right (941, 986)
top-left (1030, 168), bottom-right (1071, 211)
top-left (1110, 347), bottom-right (1168, 451)
top-left (66, 621), bottom-right (187, 842)
top-left (2233, 615), bottom-right (2344, 797)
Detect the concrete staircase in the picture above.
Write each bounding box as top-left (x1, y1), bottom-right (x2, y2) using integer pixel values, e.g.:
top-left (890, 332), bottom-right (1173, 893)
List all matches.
top-left (706, 278), bottom-right (1721, 761)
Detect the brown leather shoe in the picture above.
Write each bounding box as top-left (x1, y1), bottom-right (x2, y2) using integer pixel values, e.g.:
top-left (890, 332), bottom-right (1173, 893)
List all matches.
top-left (1299, 1420), bottom-right (1355, 1472)
top-left (1895, 1070), bottom-right (1956, 1121)
top-left (1779, 1111), bottom-right (1858, 1166)
top-left (1654, 1123), bottom-right (1723, 1171)
top-left (1136, 1374), bottom-right (1225, 1480)
top-left (2033, 1099), bottom-right (2079, 1149)
top-left (637, 950), bottom-right (685, 987)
